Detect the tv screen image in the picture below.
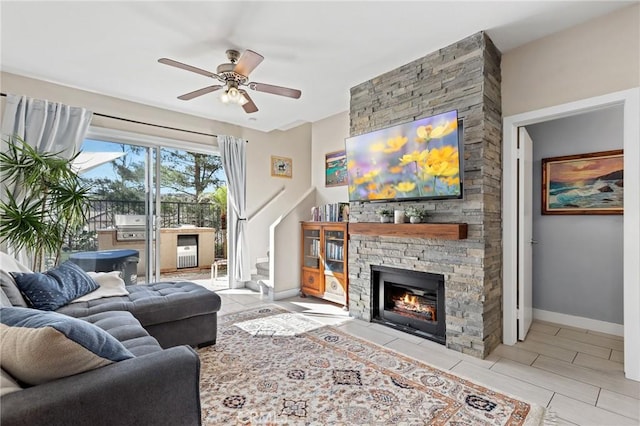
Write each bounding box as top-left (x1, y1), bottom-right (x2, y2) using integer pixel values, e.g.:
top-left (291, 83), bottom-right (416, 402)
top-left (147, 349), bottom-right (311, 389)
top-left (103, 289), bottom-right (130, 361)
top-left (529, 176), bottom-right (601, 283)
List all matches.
top-left (345, 110), bottom-right (462, 202)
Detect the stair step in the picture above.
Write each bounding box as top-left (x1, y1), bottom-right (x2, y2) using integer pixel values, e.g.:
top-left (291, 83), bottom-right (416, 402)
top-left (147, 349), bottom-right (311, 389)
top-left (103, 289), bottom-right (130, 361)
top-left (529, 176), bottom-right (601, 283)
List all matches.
top-left (246, 274), bottom-right (270, 296)
top-left (256, 262), bottom-right (269, 276)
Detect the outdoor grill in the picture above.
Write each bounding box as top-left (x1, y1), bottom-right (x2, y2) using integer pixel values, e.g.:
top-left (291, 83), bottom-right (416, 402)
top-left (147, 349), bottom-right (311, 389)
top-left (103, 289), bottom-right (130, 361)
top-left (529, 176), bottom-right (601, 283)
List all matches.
top-left (114, 214), bottom-right (147, 241)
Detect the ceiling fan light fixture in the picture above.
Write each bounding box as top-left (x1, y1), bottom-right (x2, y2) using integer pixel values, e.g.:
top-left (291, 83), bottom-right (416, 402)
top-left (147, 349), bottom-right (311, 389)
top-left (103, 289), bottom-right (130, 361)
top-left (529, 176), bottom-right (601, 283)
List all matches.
top-left (227, 87), bottom-right (240, 101)
top-left (220, 86), bottom-right (248, 106)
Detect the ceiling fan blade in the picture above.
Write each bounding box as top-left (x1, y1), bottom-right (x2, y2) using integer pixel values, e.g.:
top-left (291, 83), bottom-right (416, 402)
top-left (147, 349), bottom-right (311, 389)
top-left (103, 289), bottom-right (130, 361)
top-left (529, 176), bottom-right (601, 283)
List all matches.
top-left (158, 58), bottom-right (219, 79)
top-left (177, 85), bottom-right (223, 100)
top-left (240, 90), bottom-right (258, 113)
top-left (249, 82), bottom-right (301, 99)
top-left (233, 50), bottom-right (264, 77)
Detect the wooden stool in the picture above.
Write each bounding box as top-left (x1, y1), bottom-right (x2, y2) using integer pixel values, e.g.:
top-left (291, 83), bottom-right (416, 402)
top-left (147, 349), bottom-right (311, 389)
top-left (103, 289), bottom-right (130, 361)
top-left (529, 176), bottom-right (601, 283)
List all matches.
top-left (211, 259), bottom-right (228, 280)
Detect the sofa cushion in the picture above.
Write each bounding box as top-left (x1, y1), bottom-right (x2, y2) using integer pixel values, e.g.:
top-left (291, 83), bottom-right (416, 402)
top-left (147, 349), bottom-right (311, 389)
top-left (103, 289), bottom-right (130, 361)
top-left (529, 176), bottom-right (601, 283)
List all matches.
top-left (0, 368), bottom-right (22, 396)
top-left (10, 262), bottom-right (99, 311)
top-left (0, 307), bottom-right (133, 385)
top-left (72, 271), bottom-right (129, 303)
top-left (57, 281), bottom-right (221, 326)
top-left (79, 311), bottom-right (162, 357)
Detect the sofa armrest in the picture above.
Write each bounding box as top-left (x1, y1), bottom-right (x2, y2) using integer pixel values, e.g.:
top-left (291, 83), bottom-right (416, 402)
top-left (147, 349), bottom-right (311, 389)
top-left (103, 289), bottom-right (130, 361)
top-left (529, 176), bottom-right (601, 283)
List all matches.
top-left (1, 346), bottom-right (201, 426)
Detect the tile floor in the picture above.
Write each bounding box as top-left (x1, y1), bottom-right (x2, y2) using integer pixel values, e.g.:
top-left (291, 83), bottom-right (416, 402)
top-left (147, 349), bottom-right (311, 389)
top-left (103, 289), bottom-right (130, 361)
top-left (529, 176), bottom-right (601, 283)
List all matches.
top-left (197, 278), bottom-right (639, 426)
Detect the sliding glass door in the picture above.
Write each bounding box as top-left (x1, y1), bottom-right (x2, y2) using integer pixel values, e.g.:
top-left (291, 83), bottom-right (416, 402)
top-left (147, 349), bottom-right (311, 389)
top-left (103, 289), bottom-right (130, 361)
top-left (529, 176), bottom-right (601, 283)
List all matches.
top-left (68, 129), bottom-right (226, 285)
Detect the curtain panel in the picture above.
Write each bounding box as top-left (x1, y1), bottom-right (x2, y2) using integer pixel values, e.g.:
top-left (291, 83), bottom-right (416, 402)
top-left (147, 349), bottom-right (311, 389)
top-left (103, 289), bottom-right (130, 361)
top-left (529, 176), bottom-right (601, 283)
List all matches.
top-left (218, 134), bottom-right (251, 285)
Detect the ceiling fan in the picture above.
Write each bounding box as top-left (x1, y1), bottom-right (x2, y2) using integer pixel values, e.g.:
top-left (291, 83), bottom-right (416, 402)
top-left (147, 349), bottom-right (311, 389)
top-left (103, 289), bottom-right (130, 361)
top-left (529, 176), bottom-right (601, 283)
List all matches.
top-left (158, 49), bottom-right (301, 113)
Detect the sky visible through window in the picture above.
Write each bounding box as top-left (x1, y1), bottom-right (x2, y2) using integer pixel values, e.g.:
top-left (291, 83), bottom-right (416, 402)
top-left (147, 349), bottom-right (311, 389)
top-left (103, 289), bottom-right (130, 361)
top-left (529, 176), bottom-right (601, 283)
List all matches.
top-left (80, 139), bottom-right (225, 195)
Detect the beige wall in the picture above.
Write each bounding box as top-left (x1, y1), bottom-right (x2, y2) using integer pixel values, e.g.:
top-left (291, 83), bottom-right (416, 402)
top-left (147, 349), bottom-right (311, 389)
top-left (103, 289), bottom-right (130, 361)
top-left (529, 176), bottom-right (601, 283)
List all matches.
top-left (1, 72), bottom-right (240, 145)
top-left (242, 124), bottom-right (313, 267)
top-left (311, 111), bottom-right (349, 205)
top-left (502, 3), bottom-right (640, 117)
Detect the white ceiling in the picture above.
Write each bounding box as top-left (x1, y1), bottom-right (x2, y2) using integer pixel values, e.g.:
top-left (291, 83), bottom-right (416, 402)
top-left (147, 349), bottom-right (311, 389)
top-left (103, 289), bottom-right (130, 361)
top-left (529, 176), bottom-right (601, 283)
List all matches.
top-left (1, 1), bottom-right (633, 133)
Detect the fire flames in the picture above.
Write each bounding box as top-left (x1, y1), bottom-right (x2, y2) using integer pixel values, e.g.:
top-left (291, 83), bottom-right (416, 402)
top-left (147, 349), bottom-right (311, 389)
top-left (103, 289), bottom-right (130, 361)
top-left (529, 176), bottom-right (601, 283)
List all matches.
top-left (393, 292), bottom-right (437, 321)
top-left (403, 293), bottom-right (417, 305)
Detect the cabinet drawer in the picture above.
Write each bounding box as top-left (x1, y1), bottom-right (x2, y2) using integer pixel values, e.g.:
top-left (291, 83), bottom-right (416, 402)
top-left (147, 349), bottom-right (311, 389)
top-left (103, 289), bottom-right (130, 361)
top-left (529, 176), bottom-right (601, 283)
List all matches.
top-left (302, 270), bottom-right (322, 296)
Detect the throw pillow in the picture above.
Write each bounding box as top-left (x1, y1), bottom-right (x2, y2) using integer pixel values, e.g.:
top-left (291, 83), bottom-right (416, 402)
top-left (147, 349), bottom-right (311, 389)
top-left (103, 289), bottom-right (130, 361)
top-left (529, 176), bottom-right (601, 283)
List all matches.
top-left (10, 261), bottom-right (99, 311)
top-left (0, 306), bottom-right (134, 386)
top-left (1, 270), bottom-right (29, 308)
top-left (0, 252), bottom-right (32, 307)
top-left (72, 271), bottom-right (129, 302)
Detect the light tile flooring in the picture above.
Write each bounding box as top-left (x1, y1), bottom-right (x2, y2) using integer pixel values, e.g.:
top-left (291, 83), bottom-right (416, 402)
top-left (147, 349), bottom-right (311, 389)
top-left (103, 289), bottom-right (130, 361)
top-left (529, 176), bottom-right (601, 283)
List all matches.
top-left (197, 278), bottom-right (639, 425)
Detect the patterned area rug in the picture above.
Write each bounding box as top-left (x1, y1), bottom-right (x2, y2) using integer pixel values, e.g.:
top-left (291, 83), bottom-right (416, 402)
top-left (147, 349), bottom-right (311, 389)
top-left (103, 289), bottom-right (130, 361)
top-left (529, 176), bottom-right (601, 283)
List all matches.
top-left (198, 306), bottom-right (545, 425)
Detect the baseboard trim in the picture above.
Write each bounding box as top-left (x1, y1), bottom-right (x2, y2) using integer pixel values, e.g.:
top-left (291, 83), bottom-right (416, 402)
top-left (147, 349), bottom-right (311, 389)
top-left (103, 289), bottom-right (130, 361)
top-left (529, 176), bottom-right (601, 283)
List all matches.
top-left (533, 308), bottom-right (623, 337)
top-left (272, 288), bottom-right (300, 301)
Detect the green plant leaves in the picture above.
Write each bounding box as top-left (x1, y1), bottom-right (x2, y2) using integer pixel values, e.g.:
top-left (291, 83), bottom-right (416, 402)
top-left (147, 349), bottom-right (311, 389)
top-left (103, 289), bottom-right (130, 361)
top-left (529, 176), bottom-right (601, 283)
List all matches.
top-left (0, 135), bottom-right (90, 269)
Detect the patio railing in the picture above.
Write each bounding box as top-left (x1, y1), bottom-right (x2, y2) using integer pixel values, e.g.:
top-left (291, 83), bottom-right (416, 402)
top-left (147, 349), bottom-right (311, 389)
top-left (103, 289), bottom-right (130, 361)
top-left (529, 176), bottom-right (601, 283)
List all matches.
top-left (67, 199), bottom-right (226, 257)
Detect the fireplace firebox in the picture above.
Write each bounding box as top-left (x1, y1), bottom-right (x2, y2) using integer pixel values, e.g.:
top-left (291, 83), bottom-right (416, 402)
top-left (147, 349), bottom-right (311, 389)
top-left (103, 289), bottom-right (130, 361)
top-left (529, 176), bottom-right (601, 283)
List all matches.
top-left (372, 265), bottom-right (445, 345)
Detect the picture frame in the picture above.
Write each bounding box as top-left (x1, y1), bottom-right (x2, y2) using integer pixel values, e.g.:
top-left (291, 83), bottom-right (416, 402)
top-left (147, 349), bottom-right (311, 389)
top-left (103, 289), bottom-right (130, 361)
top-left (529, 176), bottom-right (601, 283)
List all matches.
top-left (271, 155), bottom-right (292, 178)
top-left (541, 149), bottom-right (623, 215)
top-left (325, 150), bottom-right (348, 187)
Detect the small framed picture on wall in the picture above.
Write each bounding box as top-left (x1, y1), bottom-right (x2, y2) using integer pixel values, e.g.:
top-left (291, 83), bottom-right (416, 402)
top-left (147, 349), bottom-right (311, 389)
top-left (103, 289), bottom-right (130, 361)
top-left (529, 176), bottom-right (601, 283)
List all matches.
top-left (325, 150), bottom-right (348, 187)
top-left (271, 155), bottom-right (292, 178)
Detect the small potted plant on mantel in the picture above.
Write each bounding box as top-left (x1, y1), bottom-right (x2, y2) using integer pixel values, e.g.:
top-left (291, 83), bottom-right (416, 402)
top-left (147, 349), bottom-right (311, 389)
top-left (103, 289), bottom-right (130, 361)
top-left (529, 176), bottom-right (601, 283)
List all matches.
top-left (376, 208), bottom-right (393, 223)
top-left (405, 206), bottom-right (427, 224)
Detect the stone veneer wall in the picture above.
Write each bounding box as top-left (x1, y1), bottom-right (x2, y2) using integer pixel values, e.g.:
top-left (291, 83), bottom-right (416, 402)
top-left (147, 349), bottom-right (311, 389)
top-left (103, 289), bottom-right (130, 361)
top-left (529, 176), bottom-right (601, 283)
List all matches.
top-left (348, 32), bottom-right (502, 358)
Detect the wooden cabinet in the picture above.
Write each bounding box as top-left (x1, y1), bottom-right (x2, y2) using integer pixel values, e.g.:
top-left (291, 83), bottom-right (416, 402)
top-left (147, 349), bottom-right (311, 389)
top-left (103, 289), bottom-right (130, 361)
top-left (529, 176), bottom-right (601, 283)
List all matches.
top-left (300, 222), bottom-right (348, 306)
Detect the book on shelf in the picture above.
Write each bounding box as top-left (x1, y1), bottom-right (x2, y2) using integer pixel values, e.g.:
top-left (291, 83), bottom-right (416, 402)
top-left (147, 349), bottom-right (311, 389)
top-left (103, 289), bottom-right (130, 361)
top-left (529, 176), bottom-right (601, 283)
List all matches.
top-left (325, 241), bottom-right (344, 261)
top-left (310, 202), bottom-right (349, 222)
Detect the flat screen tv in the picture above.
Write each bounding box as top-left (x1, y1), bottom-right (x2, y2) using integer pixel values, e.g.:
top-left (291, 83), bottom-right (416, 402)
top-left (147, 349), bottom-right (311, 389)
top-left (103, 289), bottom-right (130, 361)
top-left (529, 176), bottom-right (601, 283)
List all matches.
top-left (345, 109), bottom-right (462, 202)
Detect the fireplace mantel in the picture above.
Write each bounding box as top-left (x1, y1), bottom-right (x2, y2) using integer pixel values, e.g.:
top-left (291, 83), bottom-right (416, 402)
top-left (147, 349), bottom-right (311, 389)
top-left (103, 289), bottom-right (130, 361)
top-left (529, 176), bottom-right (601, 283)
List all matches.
top-left (348, 223), bottom-right (467, 240)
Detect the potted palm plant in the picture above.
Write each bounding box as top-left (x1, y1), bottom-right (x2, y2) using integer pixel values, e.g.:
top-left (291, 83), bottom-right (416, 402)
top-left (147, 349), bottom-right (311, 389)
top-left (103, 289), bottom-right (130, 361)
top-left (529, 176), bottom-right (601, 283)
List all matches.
top-left (0, 135), bottom-right (91, 270)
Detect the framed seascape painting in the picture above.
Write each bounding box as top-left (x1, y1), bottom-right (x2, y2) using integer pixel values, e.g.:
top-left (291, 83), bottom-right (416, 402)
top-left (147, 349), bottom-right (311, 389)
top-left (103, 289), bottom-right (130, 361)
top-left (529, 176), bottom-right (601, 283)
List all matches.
top-left (271, 156), bottom-right (292, 178)
top-left (325, 150), bottom-right (348, 187)
top-left (541, 149), bottom-right (623, 215)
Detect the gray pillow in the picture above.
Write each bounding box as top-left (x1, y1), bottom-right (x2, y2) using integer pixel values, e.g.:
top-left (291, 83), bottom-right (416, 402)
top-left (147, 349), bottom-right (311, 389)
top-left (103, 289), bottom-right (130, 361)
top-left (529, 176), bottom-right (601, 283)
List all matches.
top-left (10, 262), bottom-right (99, 311)
top-left (0, 270), bottom-right (28, 307)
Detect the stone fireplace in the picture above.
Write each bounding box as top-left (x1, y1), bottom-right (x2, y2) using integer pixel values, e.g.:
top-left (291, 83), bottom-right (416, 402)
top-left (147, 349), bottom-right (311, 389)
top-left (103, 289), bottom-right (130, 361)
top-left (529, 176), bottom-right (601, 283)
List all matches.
top-left (347, 31), bottom-right (502, 358)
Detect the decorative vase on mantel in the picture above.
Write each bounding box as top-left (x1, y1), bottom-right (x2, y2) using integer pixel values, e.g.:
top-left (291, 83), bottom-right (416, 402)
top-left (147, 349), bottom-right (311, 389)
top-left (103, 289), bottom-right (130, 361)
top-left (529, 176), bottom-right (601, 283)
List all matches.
top-left (380, 215), bottom-right (392, 223)
top-left (409, 216), bottom-right (421, 224)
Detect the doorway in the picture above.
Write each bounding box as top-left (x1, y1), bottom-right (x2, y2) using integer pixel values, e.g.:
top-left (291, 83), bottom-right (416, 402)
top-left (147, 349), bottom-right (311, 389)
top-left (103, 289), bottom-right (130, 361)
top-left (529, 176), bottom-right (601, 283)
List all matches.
top-left (526, 107), bottom-right (624, 335)
top-left (502, 88), bottom-right (640, 381)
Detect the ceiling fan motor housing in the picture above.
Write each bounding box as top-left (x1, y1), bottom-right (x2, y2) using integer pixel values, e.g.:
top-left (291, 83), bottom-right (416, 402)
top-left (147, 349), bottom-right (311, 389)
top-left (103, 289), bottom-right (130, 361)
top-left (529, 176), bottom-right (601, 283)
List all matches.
top-left (216, 63), bottom-right (249, 86)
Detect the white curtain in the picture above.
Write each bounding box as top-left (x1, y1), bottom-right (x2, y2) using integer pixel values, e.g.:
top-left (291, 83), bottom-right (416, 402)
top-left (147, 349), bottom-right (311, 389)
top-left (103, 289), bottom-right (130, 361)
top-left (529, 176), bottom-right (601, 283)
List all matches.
top-left (218, 134), bottom-right (251, 285)
top-left (0, 94), bottom-right (93, 261)
top-left (1, 94), bottom-right (93, 158)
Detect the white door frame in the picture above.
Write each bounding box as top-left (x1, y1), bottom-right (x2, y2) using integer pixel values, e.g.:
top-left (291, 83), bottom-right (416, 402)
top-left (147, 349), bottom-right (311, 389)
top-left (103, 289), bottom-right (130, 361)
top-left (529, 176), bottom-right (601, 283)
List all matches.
top-left (502, 88), bottom-right (640, 381)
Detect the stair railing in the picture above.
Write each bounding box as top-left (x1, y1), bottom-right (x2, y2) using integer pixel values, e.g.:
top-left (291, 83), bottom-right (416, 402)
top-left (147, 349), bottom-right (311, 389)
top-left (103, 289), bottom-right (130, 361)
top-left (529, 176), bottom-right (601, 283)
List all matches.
top-left (247, 186), bottom-right (285, 222)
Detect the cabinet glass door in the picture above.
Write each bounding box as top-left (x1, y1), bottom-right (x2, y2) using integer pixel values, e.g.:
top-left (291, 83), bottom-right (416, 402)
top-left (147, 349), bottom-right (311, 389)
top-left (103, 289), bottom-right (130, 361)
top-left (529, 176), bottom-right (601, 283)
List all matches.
top-left (324, 229), bottom-right (344, 274)
top-left (303, 229), bottom-right (321, 268)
